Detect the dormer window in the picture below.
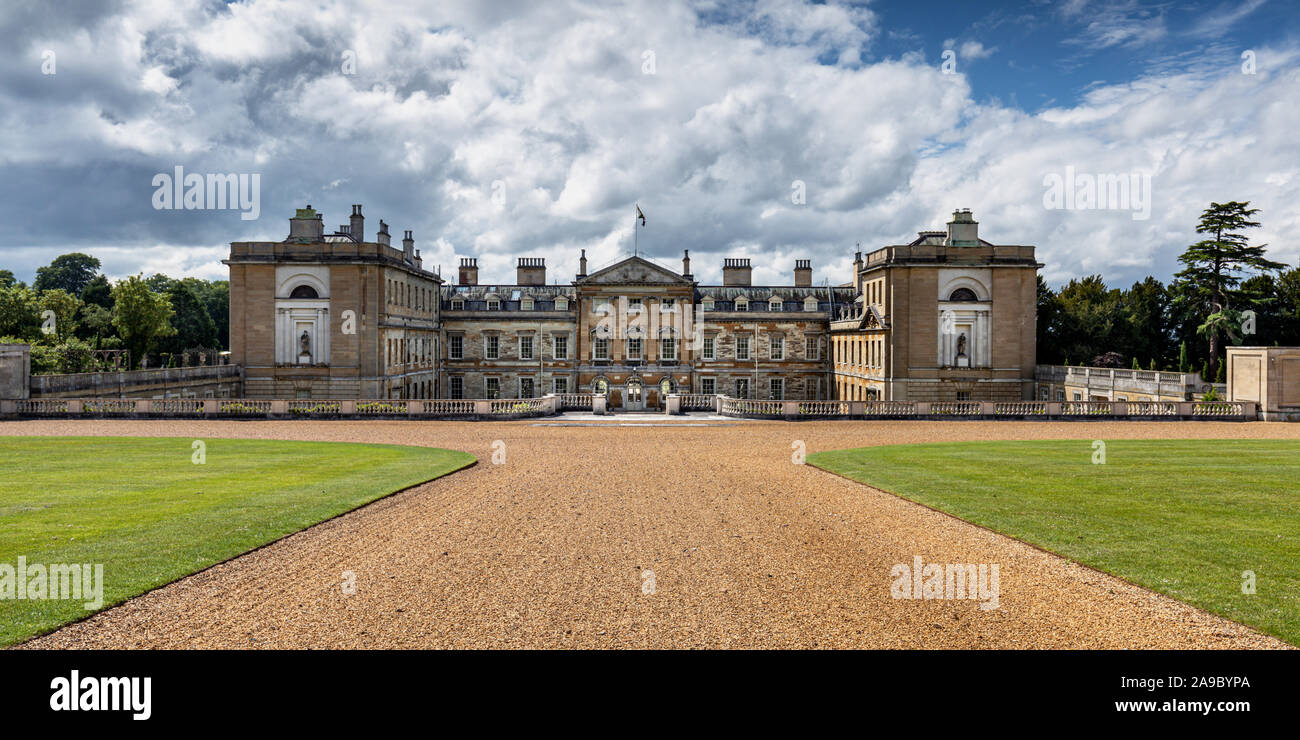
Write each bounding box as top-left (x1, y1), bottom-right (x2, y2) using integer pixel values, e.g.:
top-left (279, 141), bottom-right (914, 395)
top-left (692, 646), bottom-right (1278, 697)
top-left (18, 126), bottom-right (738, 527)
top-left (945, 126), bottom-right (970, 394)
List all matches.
top-left (803, 296), bottom-right (819, 312)
top-left (555, 297), bottom-right (569, 311)
top-left (487, 298), bottom-right (501, 311)
top-left (451, 298), bottom-right (465, 310)
top-left (521, 297), bottom-right (535, 311)
top-left (701, 296), bottom-right (715, 311)
top-left (768, 297), bottom-right (783, 311)
top-left (735, 297), bottom-right (748, 311)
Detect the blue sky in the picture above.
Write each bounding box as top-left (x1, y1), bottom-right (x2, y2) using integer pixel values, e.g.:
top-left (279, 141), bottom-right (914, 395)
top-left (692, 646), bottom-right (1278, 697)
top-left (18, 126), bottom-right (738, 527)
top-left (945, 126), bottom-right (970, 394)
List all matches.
top-left (0, 0), bottom-right (1296, 289)
top-left (870, 0), bottom-right (1289, 109)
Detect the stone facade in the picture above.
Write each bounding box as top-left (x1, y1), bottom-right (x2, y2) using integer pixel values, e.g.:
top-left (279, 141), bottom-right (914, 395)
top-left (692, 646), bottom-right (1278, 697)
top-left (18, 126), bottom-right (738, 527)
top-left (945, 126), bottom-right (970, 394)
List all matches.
top-left (227, 205), bottom-right (1039, 405)
top-left (1228, 346), bottom-right (1300, 421)
top-left (226, 206), bottom-right (441, 399)
top-left (831, 210), bottom-right (1040, 401)
top-left (439, 254), bottom-right (851, 408)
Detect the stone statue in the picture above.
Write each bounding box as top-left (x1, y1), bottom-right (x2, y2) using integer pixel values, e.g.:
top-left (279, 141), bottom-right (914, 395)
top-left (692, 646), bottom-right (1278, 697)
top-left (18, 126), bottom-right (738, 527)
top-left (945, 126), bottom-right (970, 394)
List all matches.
top-left (300, 330), bottom-right (311, 355)
top-left (957, 333), bottom-right (967, 357)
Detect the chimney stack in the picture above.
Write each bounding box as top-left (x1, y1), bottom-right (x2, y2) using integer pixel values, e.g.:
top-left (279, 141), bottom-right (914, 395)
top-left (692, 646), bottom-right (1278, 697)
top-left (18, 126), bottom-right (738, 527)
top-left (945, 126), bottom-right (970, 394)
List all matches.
top-left (852, 250), bottom-right (864, 295)
top-left (289, 205), bottom-right (324, 242)
top-left (578, 249), bottom-right (587, 278)
top-left (350, 204), bottom-right (365, 242)
top-left (682, 249), bottom-right (692, 279)
top-left (459, 258), bottom-right (479, 286)
top-left (794, 259), bottom-right (812, 287)
top-left (517, 257), bottom-right (546, 285)
top-left (414, 249), bottom-right (422, 270)
top-left (402, 230), bottom-right (414, 264)
top-left (377, 219), bottom-right (390, 246)
top-left (946, 208), bottom-right (979, 246)
top-left (722, 258), bottom-right (751, 286)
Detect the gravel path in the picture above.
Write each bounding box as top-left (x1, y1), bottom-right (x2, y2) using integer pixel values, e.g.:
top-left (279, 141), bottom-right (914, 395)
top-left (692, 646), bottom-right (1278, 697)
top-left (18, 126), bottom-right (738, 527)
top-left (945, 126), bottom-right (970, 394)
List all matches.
top-left (7, 418), bottom-right (1295, 649)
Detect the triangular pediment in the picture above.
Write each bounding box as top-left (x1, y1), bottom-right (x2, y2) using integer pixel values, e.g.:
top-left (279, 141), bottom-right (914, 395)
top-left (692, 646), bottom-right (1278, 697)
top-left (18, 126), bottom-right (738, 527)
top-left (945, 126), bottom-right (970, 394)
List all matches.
top-left (858, 305), bottom-right (888, 330)
top-left (577, 255), bottom-right (691, 285)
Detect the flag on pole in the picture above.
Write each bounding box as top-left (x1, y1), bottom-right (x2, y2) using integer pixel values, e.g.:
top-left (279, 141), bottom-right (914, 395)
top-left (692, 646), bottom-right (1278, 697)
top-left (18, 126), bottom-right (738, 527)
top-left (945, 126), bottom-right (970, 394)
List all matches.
top-left (636, 205), bottom-right (646, 227)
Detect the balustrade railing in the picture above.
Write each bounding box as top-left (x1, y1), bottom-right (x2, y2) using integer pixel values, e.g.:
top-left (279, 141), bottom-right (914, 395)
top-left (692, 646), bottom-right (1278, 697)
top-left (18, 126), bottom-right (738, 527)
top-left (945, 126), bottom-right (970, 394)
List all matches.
top-left (1, 396), bottom-right (1256, 421)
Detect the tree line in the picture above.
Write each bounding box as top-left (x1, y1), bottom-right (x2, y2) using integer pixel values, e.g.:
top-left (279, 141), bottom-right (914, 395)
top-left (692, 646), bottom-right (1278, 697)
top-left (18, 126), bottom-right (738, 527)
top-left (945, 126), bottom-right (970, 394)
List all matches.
top-left (1038, 202), bottom-right (1298, 381)
top-left (0, 253), bottom-right (228, 374)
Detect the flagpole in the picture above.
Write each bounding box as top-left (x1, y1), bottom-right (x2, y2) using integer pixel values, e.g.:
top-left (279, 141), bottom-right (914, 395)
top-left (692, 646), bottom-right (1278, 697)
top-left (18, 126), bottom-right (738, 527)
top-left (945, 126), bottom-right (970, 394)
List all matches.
top-left (634, 204), bottom-right (638, 257)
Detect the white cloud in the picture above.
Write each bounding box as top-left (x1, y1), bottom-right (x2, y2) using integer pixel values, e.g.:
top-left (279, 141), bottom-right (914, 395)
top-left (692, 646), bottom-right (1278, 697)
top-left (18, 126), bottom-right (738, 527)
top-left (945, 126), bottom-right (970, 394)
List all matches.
top-left (0, 0), bottom-right (1295, 292)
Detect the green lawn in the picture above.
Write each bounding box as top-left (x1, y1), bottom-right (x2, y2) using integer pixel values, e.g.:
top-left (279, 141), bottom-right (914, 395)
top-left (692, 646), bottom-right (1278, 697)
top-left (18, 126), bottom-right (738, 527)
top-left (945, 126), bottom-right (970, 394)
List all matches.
top-left (808, 439), bottom-right (1300, 645)
top-left (0, 436), bottom-right (474, 646)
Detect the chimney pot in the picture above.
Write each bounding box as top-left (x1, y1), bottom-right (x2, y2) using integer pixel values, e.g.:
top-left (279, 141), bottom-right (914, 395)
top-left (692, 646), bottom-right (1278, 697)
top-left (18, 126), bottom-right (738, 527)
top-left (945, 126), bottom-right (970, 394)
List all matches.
top-left (350, 204), bottom-right (364, 242)
top-left (794, 259), bottom-right (812, 287)
top-left (722, 258), bottom-right (752, 286)
top-left (458, 257), bottom-right (479, 286)
top-left (517, 257), bottom-right (546, 285)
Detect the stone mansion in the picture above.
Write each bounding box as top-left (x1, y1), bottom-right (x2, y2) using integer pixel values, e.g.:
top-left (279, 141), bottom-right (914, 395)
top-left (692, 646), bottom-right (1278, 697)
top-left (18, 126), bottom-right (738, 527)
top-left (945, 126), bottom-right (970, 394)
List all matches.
top-left (226, 205), bottom-right (1041, 408)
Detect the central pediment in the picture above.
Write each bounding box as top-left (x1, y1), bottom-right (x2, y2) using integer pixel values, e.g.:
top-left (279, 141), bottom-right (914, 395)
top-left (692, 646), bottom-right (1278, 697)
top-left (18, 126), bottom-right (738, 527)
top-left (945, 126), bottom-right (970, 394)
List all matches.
top-left (577, 255), bottom-right (691, 285)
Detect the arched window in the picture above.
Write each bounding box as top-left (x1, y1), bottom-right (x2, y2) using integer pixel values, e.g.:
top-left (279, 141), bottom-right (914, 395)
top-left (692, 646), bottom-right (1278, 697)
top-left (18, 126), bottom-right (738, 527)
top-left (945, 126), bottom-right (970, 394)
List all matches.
top-left (948, 287), bottom-right (978, 302)
top-left (289, 284), bottom-right (319, 299)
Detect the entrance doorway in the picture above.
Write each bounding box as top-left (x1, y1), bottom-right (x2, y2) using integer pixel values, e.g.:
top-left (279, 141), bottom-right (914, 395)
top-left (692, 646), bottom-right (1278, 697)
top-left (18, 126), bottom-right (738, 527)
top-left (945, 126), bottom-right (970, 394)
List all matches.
top-left (625, 378), bottom-right (644, 410)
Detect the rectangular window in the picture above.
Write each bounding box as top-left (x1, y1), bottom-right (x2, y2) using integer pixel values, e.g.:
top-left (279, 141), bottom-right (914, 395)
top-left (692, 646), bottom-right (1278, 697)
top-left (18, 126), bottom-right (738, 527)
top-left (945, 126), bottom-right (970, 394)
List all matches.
top-left (660, 298), bottom-right (675, 313)
top-left (806, 379), bottom-right (819, 400)
top-left (805, 336), bottom-right (819, 360)
top-left (485, 377), bottom-right (500, 399)
top-left (627, 338), bottom-right (642, 359)
top-left (553, 377), bottom-right (568, 394)
top-left (735, 378), bottom-right (749, 399)
top-left (485, 335), bottom-right (499, 360)
top-left (594, 337), bottom-right (609, 360)
top-left (957, 391), bottom-right (972, 401)
top-left (449, 377), bottom-right (463, 399)
top-left (770, 378), bottom-right (784, 400)
top-left (770, 336), bottom-right (784, 361)
top-left (661, 337), bottom-right (676, 361)
top-left (520, 377), bottom-right (534, 398)
top-left (702, 336), bottom-right (715, 360)
top-left (736, 336), bottom-right (750, 361)
top-left (700, 377), bottom-right (715, 395)
top-left (520, 335), bottom-right (534, 360)
top-left (553, 335), bottom-right (568, 359)
top-left (449, 335), bottom-right (463, 360)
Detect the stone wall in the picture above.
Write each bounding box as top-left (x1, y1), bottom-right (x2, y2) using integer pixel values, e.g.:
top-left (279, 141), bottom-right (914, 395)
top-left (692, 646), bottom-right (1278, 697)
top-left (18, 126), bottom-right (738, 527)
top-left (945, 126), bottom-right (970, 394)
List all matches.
top-left (1228, 347), bottom-right (1300, 421)
top-left (28, 363), bottom-right (242, 399)
top-left (0, 344), bottom-right (30, 400)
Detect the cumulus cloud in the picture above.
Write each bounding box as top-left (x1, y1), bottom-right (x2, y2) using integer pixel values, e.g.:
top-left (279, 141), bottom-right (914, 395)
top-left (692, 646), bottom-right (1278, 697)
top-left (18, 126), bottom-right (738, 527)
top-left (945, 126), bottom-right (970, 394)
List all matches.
top-left (0, 0), bottom-right (1295, 291)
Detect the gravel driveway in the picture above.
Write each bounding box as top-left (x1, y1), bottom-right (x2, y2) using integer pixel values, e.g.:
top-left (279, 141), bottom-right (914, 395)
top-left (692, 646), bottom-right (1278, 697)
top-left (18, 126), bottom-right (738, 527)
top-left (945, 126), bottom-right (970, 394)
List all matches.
top-left (7, 417), bottom-right (1295, 649)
